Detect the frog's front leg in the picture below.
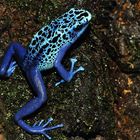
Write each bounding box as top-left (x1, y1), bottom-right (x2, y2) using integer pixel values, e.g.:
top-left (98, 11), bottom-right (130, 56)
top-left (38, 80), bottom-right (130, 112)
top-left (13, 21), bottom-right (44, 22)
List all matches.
top-left (0, 42), bottom-right (26, 77)
top-left (15, 68), bottom-right (63, 139)
top-left (54, 46), bottom-right (84, 86)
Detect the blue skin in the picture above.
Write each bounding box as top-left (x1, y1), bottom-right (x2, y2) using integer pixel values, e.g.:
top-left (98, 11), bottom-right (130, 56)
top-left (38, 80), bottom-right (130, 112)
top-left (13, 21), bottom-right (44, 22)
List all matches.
top-left (0, 8), bottom-right (91, 139)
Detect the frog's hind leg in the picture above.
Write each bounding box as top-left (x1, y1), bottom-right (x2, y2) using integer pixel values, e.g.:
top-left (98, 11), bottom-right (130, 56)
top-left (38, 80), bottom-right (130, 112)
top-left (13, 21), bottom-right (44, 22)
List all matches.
top-left (14, 68), bottom-right (63, 139)
top-left (0, 42), bottom-right (26, 77)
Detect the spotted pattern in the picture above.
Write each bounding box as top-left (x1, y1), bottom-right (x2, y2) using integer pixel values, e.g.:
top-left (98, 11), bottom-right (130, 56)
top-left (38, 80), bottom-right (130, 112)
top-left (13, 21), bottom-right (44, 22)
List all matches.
top-left (23, 8), bottom-right (91, 71)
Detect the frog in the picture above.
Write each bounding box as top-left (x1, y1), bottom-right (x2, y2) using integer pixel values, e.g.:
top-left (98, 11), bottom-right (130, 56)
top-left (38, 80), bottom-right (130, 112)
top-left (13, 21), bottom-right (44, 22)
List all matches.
top-left (0, 8), bottom-right (92, 139)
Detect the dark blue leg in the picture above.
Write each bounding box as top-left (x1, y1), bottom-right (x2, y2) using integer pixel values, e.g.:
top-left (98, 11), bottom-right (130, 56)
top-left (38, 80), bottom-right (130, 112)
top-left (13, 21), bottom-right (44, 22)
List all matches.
top-left (54, 47), bottom-right (84, 86)
top-left (0, 42), bottom-right (26, 77)
top-left (15, 68), bottom-right (63, 139)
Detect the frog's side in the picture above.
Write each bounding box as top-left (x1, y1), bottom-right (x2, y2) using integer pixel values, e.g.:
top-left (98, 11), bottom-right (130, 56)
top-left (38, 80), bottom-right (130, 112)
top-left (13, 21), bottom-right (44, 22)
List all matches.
top-left (0, 8), bottom-right (91, 139)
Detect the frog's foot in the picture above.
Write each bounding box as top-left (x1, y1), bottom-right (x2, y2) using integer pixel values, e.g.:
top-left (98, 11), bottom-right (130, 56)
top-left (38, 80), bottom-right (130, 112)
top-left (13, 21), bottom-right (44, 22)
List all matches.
top-left (32, 117), bottom-right (63, 139)
top-left (55, 57), bottom-right (84, 86)
top-left (6, 61), bottom-right (17, 77)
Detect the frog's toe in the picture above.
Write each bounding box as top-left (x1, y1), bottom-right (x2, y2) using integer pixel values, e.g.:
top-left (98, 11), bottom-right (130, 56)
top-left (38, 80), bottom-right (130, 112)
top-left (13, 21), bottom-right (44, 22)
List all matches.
top-left (55, 79), bottom-right (65, 87)
top-left (68, 65), bottom-right (85, 81)
top-left (55, 66), bottom-right (84, 86)
top-left (32, 117), bottom-right (63, 139)
top-left (69, 57), bottom-right (84, 73)
top-left (42, 123), bottom-right (63, 139)
top-left (70, 57), bottom-right (78, 63)
top-left (74, 66), bottom-right (85, 74)
top-left (70, 57), bottom-right (84, 75)
top-left (6, 61), bottom-right (17, 77)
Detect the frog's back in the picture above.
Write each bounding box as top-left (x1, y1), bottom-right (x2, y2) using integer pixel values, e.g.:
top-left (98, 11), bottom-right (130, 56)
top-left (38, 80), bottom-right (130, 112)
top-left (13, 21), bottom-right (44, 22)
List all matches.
top-left (23, 21), bottom-right (59, 70)
top-left (23, 8), bottom-right (91, 71)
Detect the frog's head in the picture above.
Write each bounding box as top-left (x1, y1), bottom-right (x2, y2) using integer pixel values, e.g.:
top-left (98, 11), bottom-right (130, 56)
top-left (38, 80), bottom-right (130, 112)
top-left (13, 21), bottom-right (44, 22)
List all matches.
top-left (70, 8), bottom-right (92, 30)
top-left (68, 8), bottom-right (91, 29)
top-left (65, 8), bottom-right (92, 40)
top-left (51, 8), bottom-right (92, 44)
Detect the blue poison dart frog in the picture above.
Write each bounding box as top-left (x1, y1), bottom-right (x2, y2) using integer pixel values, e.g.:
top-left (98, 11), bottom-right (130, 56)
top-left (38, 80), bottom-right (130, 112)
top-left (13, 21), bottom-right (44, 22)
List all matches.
top-left (0, 8), bottom-right (91, 139)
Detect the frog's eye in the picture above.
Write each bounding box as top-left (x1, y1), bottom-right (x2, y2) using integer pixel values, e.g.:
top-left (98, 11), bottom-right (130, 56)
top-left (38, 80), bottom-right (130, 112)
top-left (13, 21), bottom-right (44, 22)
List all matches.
top-left (73, 24), bottom-right (83, 31)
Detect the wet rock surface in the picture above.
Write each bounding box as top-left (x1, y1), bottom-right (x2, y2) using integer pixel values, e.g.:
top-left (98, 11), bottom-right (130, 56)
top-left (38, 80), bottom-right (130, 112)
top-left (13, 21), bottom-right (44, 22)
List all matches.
top-left (0, 0), bottom-right (140, 140)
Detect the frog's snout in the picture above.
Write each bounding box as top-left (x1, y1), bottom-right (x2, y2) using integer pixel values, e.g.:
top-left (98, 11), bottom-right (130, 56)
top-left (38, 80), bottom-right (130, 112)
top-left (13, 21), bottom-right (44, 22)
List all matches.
top-left (86, 11), bottom-right (92, 21)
